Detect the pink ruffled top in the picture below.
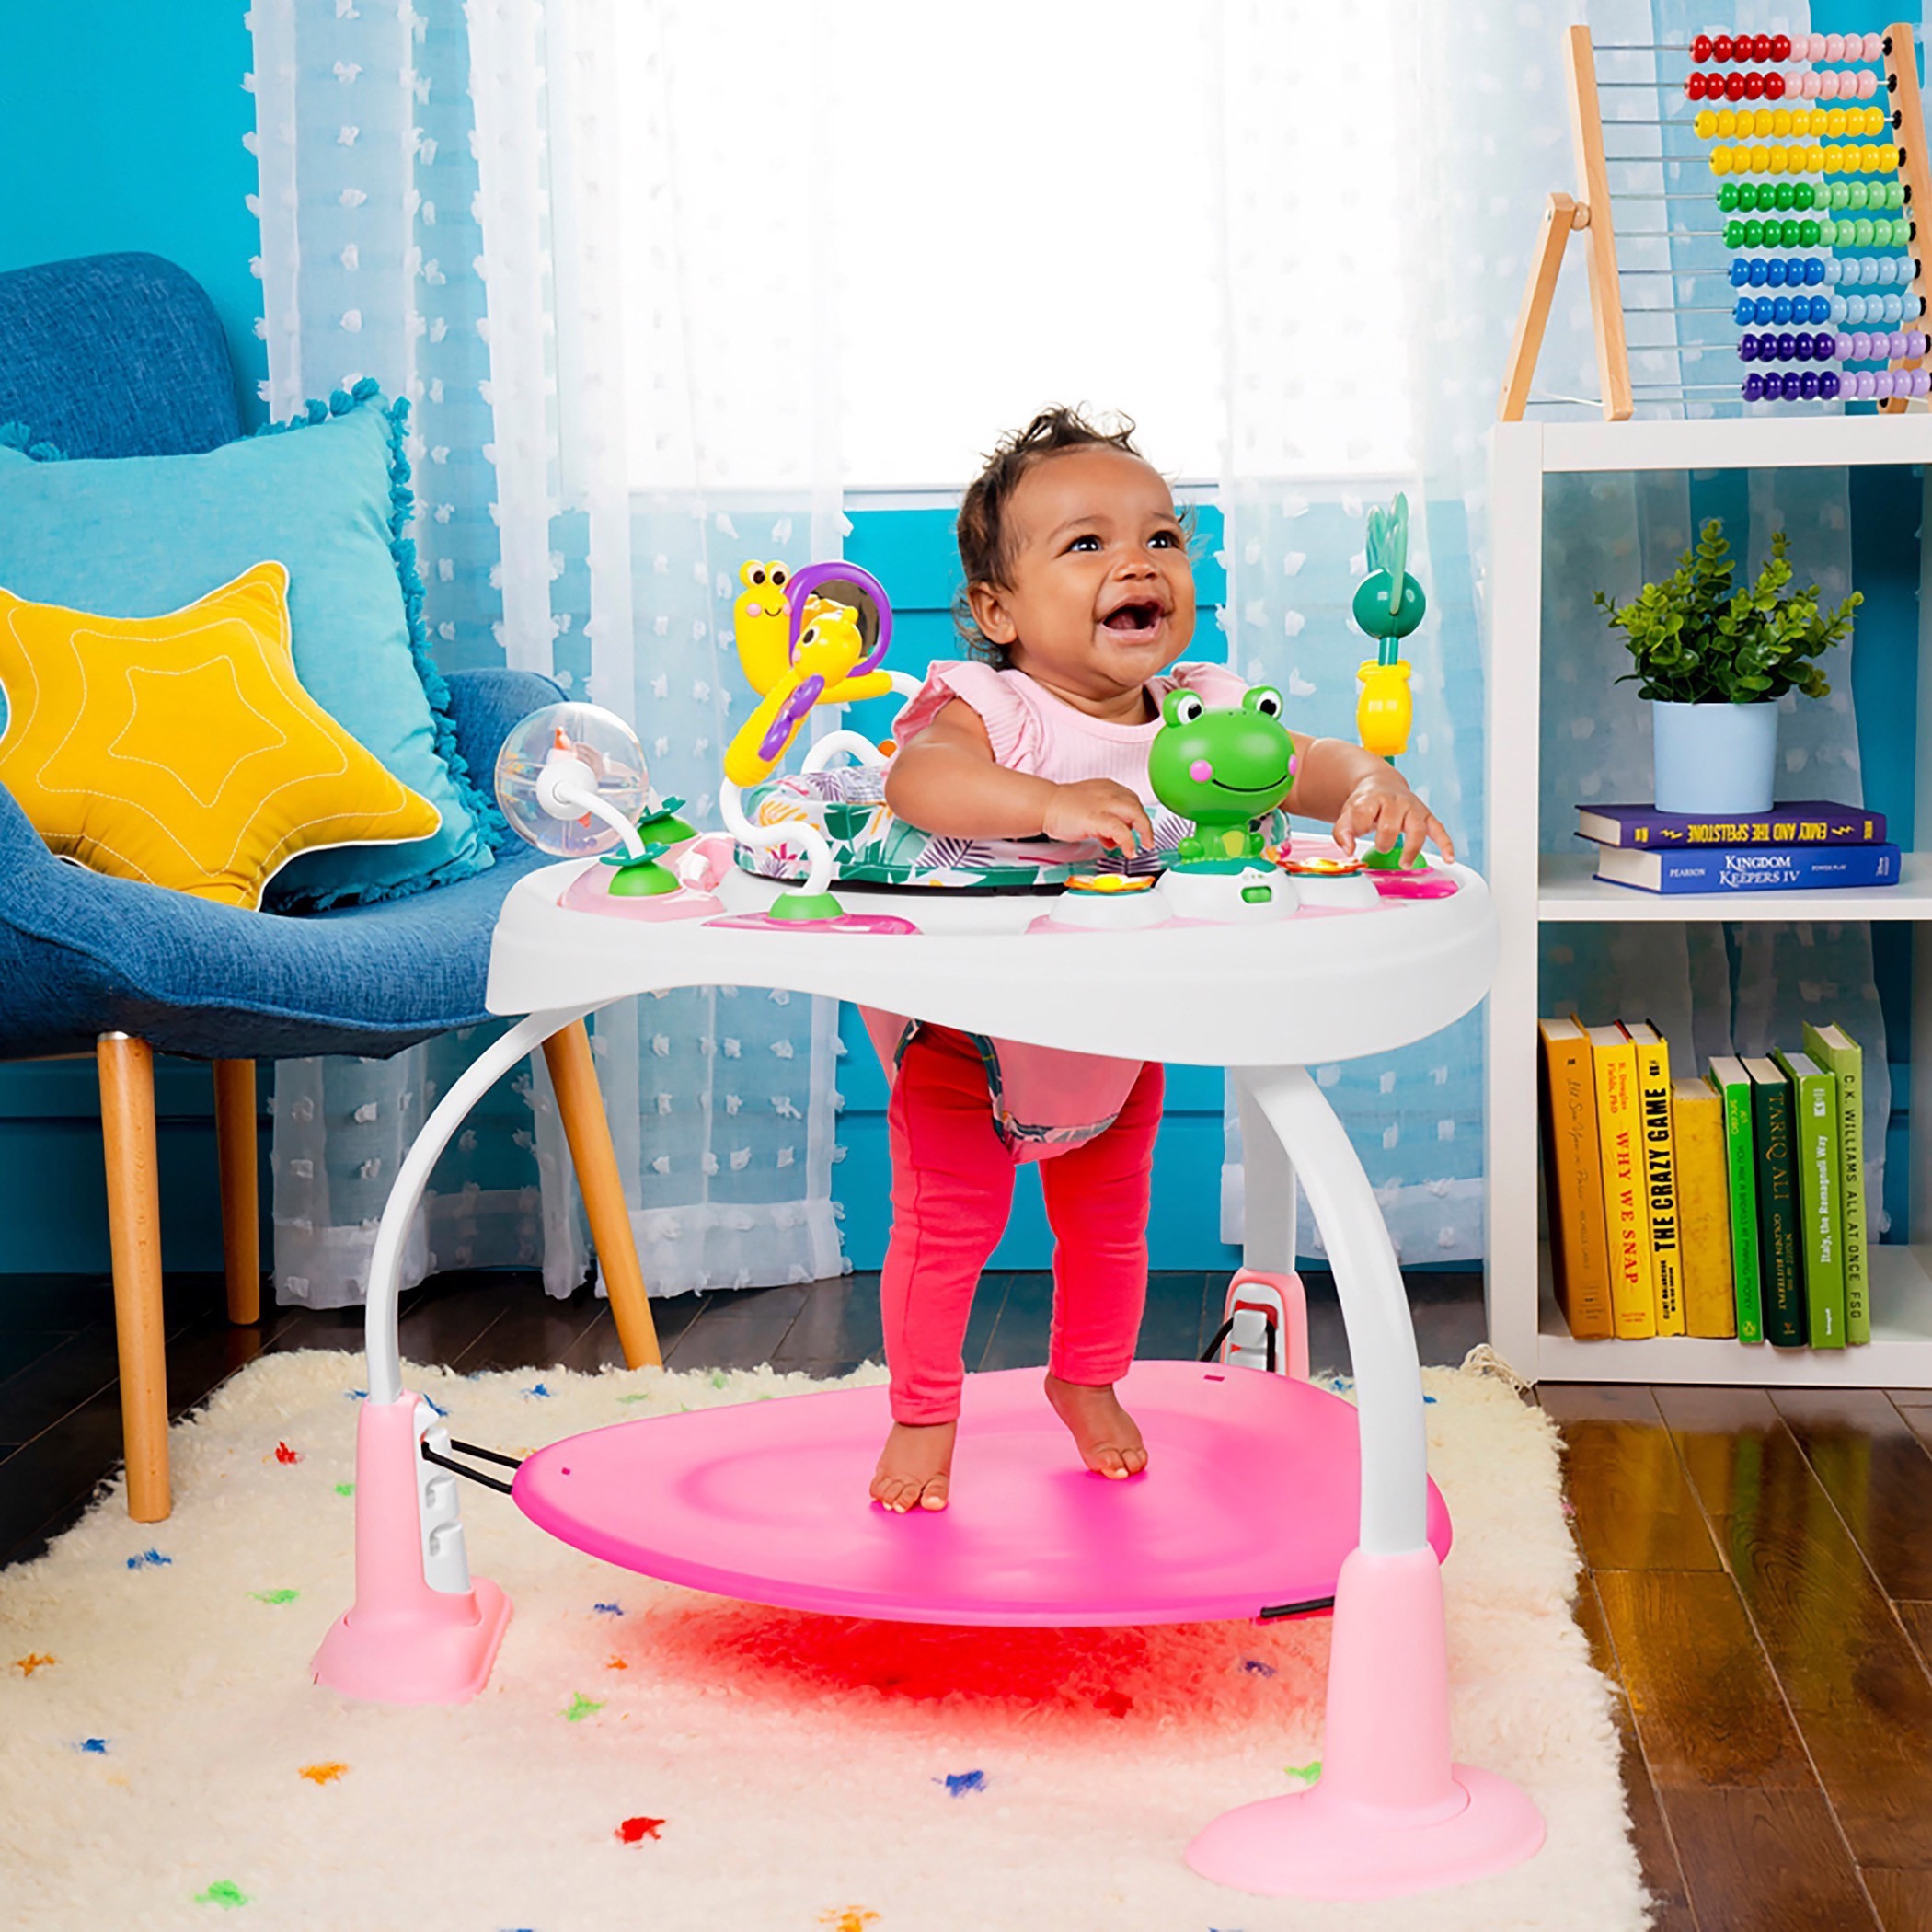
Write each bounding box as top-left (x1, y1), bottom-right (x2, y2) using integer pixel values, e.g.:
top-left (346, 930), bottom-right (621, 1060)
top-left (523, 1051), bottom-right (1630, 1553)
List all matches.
top-left (869, 658), bottom-right (1251, 1161)
top-left (891, 659), bottom-right (1249, 871)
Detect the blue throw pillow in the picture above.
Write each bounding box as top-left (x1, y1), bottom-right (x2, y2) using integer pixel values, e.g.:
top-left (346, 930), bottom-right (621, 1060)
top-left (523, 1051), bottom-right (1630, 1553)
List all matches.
top-left (0, 382), bottom-right (500, 908)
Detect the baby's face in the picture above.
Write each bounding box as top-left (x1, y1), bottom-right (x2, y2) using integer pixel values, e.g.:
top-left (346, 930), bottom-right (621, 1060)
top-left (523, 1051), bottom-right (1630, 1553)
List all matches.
top-left (971, 448), bottom-right (1196, 700)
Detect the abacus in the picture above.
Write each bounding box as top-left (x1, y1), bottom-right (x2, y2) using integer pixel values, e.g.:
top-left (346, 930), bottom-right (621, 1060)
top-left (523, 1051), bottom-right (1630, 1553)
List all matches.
top-left (1500, 22), bottom-right (1928, 420)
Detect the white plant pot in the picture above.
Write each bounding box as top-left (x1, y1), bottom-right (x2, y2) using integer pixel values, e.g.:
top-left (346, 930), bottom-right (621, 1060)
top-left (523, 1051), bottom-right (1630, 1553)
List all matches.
top-left (1650, 699), bottom-right (1779, 814)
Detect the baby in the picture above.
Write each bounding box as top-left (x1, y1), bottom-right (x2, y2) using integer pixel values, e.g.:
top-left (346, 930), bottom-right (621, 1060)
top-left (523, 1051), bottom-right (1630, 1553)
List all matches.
top-left (868, 407), bottom-right (1453, 1512)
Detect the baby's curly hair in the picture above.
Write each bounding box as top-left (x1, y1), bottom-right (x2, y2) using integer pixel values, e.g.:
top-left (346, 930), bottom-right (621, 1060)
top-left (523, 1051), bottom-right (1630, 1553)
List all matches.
top-left (953, 405), bottom-right (1145, 665)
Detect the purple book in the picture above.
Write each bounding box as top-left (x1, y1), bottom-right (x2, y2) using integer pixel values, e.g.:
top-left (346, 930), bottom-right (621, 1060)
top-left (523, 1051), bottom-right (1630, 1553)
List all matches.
top-left (1576, 799), bottom-right (1885, 849)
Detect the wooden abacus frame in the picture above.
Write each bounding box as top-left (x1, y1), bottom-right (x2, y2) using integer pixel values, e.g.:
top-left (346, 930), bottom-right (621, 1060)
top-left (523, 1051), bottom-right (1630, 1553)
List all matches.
top-left (1498, 20), bottom-right (1928, 421)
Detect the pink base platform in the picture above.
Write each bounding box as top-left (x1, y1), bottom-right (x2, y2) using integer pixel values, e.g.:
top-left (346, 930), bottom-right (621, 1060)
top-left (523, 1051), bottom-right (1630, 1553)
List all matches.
top-left (512, 1361), bottom-right (1451, 1627)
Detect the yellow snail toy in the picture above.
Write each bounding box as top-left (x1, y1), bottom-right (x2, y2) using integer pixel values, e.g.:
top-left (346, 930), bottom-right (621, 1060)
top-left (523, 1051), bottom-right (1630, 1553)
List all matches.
top-left (721, 559), bottom-right (917, 922)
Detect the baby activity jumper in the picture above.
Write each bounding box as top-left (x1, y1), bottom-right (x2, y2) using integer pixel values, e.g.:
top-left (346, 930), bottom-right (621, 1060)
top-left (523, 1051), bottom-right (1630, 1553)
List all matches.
top-left (311, 532), bottom-right (1543, 1900)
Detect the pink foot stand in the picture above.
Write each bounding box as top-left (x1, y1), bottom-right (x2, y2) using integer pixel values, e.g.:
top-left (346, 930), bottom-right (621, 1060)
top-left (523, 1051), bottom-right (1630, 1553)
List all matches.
top-left (311, 1390), bottom-right (511, 1703)
top-left (558, 866), bottom-right (720, 922)
top-left (1186, 1547), bottom-right (1545, 1897)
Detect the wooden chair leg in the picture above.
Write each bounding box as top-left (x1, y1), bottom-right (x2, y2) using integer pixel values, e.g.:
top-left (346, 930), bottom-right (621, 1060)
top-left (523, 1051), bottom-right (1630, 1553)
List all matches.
top-left (96, 1032), bottom-right (170, 1522)
top-left (541, 1019), bottom-right (662, 1368)
top-left (213, 1058), bottom-right (261, 1326)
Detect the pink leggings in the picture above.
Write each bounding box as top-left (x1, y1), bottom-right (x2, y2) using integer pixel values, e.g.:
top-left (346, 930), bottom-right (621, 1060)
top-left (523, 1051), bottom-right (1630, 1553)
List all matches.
top-left (880, 1025), bottom-right (1164, 1425)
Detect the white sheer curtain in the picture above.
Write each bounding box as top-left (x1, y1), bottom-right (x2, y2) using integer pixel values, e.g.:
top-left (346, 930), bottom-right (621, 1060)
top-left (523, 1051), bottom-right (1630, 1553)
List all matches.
top-left (252, 0), bottom-right (587, 1308)
top-left (1212, 0), bottom-right (1487, 1265)
top-left (252, 0), bottom-right (845, 1305)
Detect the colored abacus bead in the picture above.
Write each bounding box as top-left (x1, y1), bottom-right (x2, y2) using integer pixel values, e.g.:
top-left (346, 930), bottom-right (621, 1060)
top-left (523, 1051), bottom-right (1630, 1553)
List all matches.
top-left (1714, 33), bottom-right (1734, 61)
top-left (1742, 373), bottom-right (1766, 401)
top-left (1725, 72), bottom-right (1747, 99)
top-left (1770, 33), bottom-right (1790, 61)
top-left (1799, 372), bottom-right (1820, 399)
top-left (1765, 71), bottom-right (1786, 99)
top-left (1693, 32), bottom-right (1713, 62)
top-left (1688, 70), bottom-right (1708, 99)
top-left (1821, 371), bottom-right (1842, 398)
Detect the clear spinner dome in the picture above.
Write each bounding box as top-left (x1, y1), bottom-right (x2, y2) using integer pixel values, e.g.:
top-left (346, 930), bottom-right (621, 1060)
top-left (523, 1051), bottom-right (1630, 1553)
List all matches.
top-left (494, 702), bottom-right (650, 857)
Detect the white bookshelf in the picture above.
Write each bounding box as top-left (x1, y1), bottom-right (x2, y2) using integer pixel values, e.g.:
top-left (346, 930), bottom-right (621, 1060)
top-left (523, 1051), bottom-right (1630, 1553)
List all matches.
top-left (1486, 415), bottom-right (1932, 1387)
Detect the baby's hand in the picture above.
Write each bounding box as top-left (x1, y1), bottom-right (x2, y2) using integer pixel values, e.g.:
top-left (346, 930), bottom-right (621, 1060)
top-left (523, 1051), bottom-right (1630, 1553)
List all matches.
top-left (1041, 779), bottom-right (1156, 855)
top-left (1333, 773), bottom-right (1455, 867)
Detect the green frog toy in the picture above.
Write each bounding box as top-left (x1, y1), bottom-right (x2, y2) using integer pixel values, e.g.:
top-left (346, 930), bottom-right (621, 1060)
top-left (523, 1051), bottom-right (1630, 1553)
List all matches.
top-left (1148, 686), bottom-right (1296, 871)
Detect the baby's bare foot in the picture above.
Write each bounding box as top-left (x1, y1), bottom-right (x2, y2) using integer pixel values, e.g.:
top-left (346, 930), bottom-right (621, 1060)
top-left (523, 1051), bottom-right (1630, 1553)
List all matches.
top-left (870, 1419), bottom-right (957, 1512)
top-left (1044, 1374), bottom-right (1148, 1479)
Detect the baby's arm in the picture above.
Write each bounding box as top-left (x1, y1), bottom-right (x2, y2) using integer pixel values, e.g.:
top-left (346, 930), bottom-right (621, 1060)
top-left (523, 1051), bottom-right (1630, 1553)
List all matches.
top-left (885, 698), bottom-right (1155, 853)
top-left (1288, 731), bottom-right (1455, 865)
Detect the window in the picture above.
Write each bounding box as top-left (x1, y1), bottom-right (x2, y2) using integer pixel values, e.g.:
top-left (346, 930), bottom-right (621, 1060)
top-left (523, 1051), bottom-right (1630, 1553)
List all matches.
top-left (614, 0), bottom-right (1410, 492)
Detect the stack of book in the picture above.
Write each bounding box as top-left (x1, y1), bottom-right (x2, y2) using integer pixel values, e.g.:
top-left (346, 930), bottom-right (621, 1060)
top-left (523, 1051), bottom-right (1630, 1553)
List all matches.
top-left (1576, 799), bottom-right (1900, 895)
top-left (1538, 1015), bottom-right (1871, 1348)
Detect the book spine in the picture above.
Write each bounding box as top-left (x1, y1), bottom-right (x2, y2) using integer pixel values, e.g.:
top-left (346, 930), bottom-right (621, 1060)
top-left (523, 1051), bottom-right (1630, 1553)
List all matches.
top-left (1722, 1078), bottom-right (1764, 1344)
top-left (1580, 805), bottom-right (1884, 848)
top-left (1608, 845), bottom-right (1902, 893)
top-left (1540, 1030), bottom-right (1615, 1340)
top-left (1674, 1087), bottom-right (1737, 1339)
top-left (1594, 1043), bottom-right (1656, 1339)
top-left (1634, 1039), bottom-right (1684, 1335)
top-left (1796, 1072), bottom-right (1846, 1349)
top-left (1756, 1081), bottom-right (1806, 1348)
top-left (1839, 1056), bottom-right (1869, 1346)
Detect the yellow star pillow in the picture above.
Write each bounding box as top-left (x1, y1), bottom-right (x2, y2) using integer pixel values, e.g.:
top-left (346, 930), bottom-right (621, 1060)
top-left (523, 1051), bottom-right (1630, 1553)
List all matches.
top-left (0, 561), bottom-right (442, 910)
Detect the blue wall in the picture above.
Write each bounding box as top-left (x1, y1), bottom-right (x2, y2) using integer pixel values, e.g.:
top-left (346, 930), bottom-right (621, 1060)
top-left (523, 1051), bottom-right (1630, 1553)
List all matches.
top-left (0, 3), bottom-right (265, 431)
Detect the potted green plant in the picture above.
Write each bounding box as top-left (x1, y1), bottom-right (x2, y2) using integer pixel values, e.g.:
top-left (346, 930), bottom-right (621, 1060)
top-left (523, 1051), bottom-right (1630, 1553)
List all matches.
top-left (1594, 520), bottom-right (1861, 814)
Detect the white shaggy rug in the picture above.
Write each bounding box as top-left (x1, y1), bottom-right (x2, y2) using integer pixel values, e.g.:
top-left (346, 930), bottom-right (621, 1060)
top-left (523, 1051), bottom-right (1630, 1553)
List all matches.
top-left (0, 1351), bottom-right (1647, 1931)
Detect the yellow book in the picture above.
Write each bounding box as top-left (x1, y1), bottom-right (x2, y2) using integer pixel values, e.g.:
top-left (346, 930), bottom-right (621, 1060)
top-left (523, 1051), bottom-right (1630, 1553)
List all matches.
top-left (1672, 1076), bottom-right (1737, 1338)
top-left (1538, 1018), bottom-right (1614, 1340)
top-left (1581, 1020), bottom-right (1656, 1339)
top-left (1625, 1021), bottom-right (1685, 1335)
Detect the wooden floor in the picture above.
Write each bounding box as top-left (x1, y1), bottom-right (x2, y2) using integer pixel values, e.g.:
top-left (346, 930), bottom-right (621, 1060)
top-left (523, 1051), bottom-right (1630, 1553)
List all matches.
top-left (3, 1267), bottom-right (1929, 1928)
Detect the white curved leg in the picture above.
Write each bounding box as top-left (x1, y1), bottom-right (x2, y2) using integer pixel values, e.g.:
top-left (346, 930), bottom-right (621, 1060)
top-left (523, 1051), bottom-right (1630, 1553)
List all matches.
top-left (365, 1006), bottom-right (591, 1405)
top-left (318, 1003), bottom-right (597, 1704)
top-left (1233, 1064), bottom-right (1427, 1553)
top-left (1187, 1063), bottom-right (1545, 1898)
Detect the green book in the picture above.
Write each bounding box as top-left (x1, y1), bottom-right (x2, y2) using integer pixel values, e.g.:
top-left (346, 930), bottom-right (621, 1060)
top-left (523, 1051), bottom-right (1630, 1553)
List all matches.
top-left (1804, 1021), bottom-right (1870, 1345)
top-left (1775, 1049), bottom-right (1845, 1350)
top-left (1743, 1056), bottom-right (1805, 1348)
top-left (1707, 1056), bottom-right (1763, 1345)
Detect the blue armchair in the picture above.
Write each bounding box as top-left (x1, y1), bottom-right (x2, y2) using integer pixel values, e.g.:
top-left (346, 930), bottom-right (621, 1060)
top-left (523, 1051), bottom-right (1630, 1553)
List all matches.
top-left (0, 254), bottom-right (659, 1522)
